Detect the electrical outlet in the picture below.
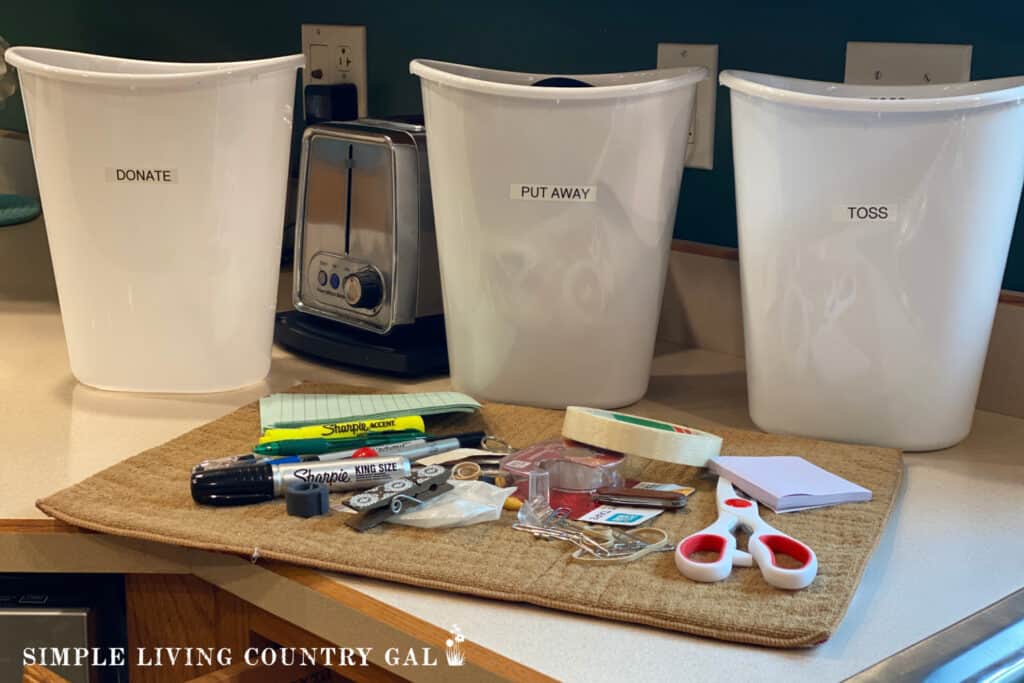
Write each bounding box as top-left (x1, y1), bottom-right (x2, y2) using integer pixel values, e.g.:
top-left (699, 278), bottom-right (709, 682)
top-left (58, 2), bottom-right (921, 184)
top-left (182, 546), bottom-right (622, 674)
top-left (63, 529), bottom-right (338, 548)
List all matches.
top-left (301, 24), bottom-right (368, 117)
top-left (845, 42), bottom-right (972, 85)
top-left (656, 43), bottom-right (718, 170)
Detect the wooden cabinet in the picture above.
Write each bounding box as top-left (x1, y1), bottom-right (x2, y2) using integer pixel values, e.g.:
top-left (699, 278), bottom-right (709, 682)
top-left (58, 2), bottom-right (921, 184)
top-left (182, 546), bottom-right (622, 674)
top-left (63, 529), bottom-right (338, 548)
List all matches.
top-left (22, 665), bottom-right (72, 683)
top-left (124, 575), bottom-right (406, 683)
top-left (184, 662), bottom-right (346, 682)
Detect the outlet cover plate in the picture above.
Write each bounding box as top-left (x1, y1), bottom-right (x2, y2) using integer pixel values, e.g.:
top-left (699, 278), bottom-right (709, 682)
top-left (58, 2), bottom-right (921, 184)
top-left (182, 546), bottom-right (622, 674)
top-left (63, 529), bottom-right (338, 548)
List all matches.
top-left (845, 41), bottom-right (972, 85)
top-left (301, 24), bottom-right (368, 117)
top-left (657, 43), bottom-right (718, 170)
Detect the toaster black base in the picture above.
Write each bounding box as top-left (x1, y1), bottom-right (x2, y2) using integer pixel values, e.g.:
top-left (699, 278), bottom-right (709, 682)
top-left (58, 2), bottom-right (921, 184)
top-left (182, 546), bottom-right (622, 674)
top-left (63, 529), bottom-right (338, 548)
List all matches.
top-left (274, 310), bottom-right (448, 377)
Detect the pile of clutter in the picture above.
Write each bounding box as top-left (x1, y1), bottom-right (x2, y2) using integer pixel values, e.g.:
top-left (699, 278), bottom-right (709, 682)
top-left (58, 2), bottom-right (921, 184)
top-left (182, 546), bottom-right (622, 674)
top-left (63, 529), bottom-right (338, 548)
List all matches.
top-left (192, 392), bottom-right (870, 591)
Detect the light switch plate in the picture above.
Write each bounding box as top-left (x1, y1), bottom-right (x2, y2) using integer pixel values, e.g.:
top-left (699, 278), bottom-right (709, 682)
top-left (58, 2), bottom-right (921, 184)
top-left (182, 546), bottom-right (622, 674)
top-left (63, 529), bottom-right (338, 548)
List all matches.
top-left (301, 24), bottom-right (368, 117)
top-left (657, 43), bottom-right (718, 170)
top-left (845, 42), bottom-right (972, 85)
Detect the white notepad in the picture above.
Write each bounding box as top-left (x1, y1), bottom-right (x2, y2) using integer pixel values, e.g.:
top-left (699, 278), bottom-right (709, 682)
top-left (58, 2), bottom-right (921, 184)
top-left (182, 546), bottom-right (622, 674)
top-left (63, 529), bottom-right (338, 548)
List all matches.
top-left (259, 392), bottom-right (481, 431)
top-left (709, 456), bottom-right (872, 513)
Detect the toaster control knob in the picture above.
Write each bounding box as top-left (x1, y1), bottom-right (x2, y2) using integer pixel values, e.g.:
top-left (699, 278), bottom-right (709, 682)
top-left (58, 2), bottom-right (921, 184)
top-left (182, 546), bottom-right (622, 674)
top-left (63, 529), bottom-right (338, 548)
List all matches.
top-left (342, 271), bottom-right (383, 309)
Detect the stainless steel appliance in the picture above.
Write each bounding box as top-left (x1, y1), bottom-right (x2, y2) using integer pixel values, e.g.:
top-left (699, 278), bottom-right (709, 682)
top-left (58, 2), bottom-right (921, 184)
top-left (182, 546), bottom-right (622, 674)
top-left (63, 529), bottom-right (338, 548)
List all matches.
top-left (0, 574), bottom-right (126, 683)
top-left (275, 117), bottom-right (447, 375)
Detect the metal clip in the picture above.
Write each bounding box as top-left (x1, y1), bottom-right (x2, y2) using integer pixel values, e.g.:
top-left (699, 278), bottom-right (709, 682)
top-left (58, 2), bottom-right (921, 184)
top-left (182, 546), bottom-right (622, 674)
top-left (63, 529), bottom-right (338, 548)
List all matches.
top-left (512, 522), bottom-right (616, 558)
top-left (512, 513), bottom-right (671, 562)
top-left (345, 465), bottom-right (452, 532)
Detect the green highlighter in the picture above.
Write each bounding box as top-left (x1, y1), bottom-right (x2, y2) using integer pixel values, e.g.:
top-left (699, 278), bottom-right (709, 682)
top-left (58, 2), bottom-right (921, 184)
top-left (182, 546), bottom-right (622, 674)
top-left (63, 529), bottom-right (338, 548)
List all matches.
top-left (253, 429), bottom-right (426, 456)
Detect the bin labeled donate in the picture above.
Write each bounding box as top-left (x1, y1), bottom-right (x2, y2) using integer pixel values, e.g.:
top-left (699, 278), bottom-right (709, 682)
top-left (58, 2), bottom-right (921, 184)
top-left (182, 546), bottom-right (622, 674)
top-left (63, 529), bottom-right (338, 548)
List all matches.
top-left (411, 60), bottom-right (705, 408)
top-left (721, 70), bottom-right (1024, 450)
top-left (7, 47), bottom-right (303, 392)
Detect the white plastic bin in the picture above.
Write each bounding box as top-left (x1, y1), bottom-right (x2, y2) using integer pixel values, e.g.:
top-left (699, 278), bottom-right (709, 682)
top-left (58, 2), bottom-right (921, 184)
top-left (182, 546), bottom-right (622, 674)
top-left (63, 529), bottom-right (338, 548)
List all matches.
top-left (6, 47), bottom-right (303, 392)
top-left (721, 70), bottom-right (1024, 450)
top-left (411, 60), bottom-right (705, 408)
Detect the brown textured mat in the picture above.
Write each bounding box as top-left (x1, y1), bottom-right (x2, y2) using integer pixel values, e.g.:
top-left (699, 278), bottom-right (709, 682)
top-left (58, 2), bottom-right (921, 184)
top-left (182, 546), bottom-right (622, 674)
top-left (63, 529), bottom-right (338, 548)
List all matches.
top-left (38, 384), bottom-right (902, 648)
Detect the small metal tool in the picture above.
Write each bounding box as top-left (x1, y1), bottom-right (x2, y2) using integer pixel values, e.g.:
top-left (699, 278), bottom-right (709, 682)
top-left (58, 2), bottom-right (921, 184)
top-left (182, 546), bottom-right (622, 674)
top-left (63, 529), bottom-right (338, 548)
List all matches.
top-left (592, 487), bottom-right (688, 509)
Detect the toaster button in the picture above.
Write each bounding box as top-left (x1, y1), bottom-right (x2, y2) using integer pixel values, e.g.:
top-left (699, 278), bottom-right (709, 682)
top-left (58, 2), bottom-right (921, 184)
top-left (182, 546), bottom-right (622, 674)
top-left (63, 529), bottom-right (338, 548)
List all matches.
top-left (343, 270), bottom-right (384, 309)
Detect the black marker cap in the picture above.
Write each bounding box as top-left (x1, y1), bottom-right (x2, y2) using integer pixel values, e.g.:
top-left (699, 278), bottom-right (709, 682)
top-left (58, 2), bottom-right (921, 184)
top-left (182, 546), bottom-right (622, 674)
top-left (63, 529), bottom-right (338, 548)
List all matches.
top-left (190, 462), bottom-right (274, 506)
top-left (426, 431), bottom-right (487, 448)
top-left (456, 432), bottom-right (487, 448)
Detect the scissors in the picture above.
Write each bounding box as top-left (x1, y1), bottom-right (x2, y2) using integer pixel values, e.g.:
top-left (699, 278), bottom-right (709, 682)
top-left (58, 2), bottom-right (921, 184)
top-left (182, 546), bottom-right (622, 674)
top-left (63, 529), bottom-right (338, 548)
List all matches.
top-left (675, 477), bottom-right (817, 590)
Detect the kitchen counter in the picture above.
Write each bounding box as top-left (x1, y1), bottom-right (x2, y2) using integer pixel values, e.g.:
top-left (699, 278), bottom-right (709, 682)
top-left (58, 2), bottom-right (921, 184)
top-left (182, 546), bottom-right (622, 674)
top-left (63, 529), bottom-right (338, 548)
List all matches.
top-left (3, 295), bottom-right (1024, 682)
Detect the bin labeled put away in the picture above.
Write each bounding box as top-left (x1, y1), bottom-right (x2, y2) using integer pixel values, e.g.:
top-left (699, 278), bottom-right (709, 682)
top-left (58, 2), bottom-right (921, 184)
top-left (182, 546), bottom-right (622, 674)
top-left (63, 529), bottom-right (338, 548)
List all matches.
top-left (7, 47), bottom-right (303, 392)
top-left (411, 60), bottom-right (705, 408)
top-left (721, 70), bottom-right (1024, 450)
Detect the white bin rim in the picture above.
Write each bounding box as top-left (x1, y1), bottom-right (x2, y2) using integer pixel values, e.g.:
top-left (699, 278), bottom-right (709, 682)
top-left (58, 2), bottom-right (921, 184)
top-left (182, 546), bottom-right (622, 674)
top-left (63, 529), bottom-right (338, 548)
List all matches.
top-left (410, 59), bottom-right (707, 100)
top-left (5, 47), bottom-right (304, 89)
top-left (720, 69), bottom-right (1024, 113)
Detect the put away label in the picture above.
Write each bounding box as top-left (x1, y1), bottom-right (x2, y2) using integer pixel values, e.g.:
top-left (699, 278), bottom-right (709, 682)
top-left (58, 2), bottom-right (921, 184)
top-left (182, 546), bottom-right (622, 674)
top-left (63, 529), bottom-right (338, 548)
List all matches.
top-left (511, 184), bottom-right (597, 202)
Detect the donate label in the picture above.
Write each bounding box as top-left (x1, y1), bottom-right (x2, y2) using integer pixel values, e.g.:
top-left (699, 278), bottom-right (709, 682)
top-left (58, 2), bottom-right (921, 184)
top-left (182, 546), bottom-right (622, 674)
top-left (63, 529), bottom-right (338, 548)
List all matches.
top-left (106, 168), bottom-right (178, 183)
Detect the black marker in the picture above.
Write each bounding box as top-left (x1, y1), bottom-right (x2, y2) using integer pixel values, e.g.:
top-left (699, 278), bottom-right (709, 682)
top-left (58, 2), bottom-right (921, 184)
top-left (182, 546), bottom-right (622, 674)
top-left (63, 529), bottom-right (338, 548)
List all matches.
top-left (190, 456), bottom-right (411, 506)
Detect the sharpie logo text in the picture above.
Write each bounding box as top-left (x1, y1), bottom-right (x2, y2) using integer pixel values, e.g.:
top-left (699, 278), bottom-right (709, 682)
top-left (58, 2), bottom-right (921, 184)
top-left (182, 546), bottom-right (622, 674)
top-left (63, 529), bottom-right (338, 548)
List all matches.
top-left (293, 467), bottom-right (352, 486)
top-left (320, 419), bottom-right (399, 437)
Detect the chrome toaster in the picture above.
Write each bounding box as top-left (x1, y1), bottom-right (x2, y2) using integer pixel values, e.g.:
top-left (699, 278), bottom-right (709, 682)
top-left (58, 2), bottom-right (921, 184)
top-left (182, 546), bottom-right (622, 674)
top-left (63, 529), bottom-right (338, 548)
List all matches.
top-left (293, 118), bottom-right (443, 334)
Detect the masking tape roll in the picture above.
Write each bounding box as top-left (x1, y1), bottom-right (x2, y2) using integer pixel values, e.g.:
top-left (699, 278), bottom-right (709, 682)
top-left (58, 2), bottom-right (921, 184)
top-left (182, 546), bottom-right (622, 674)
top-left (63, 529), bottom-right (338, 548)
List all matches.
top-left (561, 407), bottom-right (721, 468)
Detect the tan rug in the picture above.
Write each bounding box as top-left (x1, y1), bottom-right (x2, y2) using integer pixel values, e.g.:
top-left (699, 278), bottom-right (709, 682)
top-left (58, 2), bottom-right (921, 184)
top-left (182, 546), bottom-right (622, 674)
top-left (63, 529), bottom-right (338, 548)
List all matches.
top-left (38, 384), bottom-right (902, 648)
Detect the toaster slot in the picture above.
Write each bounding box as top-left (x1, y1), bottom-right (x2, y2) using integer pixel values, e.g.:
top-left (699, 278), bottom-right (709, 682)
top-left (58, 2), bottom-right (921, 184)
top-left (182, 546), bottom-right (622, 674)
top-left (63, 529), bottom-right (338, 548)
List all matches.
top-left (344, 143), bottom-right (353, 254)
top-left (347, 142), bottom-right (392, 265)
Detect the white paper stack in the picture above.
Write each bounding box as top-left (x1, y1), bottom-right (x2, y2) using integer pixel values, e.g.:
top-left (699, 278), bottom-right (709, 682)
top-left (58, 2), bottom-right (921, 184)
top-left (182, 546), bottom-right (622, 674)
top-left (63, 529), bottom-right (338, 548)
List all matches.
top-left (710, 456), bottom-right (872, 513)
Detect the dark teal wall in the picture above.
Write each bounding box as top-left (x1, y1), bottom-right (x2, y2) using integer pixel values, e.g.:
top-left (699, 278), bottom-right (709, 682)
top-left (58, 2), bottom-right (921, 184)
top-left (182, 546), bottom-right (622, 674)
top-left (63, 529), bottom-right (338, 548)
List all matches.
top-left (4, 1), bottom-right (1024, 290)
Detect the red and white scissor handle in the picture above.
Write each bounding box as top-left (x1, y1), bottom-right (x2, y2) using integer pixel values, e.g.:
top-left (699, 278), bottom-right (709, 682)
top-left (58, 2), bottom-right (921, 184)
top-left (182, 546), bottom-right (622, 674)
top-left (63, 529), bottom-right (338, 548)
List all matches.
top-left (675, 478), bottom-right (818, 590)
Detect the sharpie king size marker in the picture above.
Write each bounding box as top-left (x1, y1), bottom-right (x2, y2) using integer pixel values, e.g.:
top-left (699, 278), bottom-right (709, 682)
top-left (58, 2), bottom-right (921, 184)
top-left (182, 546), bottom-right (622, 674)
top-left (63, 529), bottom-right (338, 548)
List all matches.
top-left (190, 456), bottom-right (411, 506)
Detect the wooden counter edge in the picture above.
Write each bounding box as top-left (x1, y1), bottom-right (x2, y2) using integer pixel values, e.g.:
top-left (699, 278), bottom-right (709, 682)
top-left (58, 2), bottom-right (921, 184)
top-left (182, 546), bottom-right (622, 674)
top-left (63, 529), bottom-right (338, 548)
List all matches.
top-left (0, 519), bottom-right (92, 534)
top-left (265, 561), bottom-right (557, 683)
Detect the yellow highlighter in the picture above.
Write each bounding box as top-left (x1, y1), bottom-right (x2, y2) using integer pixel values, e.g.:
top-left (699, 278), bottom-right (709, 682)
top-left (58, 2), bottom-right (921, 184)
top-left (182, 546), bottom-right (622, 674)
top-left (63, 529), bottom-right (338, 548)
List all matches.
top-left (258, 415), bottom-right (426, 444)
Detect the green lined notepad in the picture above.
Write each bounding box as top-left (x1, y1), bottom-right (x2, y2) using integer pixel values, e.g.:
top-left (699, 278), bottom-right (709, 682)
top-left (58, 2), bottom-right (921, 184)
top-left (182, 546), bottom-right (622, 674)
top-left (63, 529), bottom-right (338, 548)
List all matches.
top-left (259, 391), bottom-right (481, 431)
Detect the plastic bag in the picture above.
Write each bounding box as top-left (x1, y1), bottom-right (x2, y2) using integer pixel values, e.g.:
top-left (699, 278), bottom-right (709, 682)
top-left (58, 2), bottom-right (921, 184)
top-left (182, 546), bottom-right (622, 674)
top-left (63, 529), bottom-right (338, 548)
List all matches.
top-left (388, 480), bottom-right (516, 529)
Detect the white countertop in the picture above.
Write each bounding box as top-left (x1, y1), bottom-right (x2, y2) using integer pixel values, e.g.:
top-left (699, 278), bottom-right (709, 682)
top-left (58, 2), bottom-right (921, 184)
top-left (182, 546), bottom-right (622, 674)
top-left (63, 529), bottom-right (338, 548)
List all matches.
top-left (0, 298), bottom-right (449, 519)
top-left (330, 407), bottom-right (1024, 682)
top-left (3, 296), bottom-right (1024, 682)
